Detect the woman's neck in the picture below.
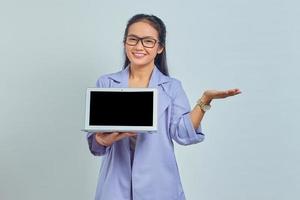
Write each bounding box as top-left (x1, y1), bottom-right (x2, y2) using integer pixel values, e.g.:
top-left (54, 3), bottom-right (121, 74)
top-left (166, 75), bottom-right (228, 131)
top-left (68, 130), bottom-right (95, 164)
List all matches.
top-left (129, 64), bottom-right (154, 81)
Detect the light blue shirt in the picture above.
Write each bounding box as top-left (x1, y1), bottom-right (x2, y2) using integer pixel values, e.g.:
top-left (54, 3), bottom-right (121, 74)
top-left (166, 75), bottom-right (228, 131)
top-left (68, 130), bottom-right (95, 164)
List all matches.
top-left (87, 66), bottom-right (205, 200)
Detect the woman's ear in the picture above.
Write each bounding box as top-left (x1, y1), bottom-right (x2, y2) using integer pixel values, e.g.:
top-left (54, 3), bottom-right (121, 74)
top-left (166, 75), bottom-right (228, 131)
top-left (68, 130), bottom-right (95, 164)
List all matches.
top-left (157, 45), bottom-right (164, 54)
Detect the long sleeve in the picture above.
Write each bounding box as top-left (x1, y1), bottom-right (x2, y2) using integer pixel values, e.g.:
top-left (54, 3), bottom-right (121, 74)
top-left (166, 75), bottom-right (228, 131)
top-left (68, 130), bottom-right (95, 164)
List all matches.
top-left (87, 132), bottom-right (109, 156)
top-left (86, 76), bottom-right (110, 156)
top-left (169, 80), bottom-right (205, 145)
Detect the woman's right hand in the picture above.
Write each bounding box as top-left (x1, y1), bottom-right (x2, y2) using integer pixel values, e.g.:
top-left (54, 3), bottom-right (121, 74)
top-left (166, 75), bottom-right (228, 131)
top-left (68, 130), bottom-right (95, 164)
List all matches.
top-left (94, 132), bottom-right (137, 147)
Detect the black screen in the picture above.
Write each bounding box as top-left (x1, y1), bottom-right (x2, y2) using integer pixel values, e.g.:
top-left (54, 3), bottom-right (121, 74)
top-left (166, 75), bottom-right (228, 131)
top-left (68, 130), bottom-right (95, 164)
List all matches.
top-left (89, 91), bottom-right (153, 126)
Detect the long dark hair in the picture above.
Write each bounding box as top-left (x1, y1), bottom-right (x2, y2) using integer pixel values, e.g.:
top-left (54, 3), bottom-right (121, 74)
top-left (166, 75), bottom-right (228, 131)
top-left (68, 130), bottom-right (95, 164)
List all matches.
top-left (122, 14), bottom-right (169, 76)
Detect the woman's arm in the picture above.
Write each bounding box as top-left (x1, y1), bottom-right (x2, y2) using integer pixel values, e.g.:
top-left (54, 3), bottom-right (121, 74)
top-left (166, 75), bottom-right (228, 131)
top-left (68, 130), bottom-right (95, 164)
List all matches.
top-left (190, 89), bottom-right (241, 129)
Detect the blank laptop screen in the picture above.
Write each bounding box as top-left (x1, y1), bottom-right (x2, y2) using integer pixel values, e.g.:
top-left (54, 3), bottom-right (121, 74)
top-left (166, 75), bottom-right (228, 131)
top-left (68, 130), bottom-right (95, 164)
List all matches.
top-left (89, 91), bottom-right (153, 126)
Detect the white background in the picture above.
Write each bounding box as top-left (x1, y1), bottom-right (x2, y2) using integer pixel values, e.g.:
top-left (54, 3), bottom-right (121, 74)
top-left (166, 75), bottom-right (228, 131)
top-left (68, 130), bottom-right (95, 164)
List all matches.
top-left (0, 0), bottom-right (299, 199)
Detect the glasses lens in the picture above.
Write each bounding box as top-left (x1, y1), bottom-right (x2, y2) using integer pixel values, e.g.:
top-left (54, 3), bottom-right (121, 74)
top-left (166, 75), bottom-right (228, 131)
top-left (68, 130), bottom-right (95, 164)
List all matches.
top-left (126, 36), bottom-right (139, 46)
top-left (142, 38), bottom-right (156, 48)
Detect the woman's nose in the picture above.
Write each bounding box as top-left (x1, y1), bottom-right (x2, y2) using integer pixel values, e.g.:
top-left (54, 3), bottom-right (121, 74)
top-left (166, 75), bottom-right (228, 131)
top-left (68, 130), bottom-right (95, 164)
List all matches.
top-left (135, 40), bottom-right (144, 49)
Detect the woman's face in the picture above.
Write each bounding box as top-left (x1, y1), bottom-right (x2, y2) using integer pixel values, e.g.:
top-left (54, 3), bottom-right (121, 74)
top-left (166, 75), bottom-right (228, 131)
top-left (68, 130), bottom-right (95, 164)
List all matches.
top-left (125, 21), bottom-right (163, 69)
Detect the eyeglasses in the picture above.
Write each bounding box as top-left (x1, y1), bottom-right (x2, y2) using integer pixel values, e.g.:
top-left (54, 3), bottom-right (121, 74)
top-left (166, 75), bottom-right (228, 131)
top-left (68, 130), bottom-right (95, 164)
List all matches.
top-left (125, 35), bottom-right (159, 48)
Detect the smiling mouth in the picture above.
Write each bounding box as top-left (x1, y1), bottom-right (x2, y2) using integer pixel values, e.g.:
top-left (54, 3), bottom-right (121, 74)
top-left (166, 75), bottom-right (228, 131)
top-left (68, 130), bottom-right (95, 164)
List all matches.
top-left (132, 52), bottom-right (146, 58)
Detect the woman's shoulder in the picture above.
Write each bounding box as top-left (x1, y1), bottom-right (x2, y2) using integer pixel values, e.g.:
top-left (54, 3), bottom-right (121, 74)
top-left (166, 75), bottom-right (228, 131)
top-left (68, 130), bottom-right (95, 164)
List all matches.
top-left (162, 75), bottom-right (182, 89)
top-left (160, 76), bottom-right (185, 99)
top-left (168, 76), bottom-right (181, 86)
top-left (96, 69), bottom-right (123, 87)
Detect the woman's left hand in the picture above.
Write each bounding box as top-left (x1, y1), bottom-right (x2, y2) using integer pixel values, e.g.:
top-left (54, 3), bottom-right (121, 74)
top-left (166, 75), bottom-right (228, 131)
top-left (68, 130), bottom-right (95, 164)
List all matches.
top-left (201, 88), bottom-right (241, 104)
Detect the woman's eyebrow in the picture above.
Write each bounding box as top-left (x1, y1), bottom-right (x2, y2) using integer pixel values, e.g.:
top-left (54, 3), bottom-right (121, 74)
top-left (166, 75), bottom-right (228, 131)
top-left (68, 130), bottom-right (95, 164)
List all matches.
top-left (127, 34), bottom-right (155, 39)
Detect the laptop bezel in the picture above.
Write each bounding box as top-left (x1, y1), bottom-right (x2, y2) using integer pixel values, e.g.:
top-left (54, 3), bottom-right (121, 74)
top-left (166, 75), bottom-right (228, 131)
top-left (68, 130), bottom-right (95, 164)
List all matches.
top-left (84, 87), bottom-right (158, 132)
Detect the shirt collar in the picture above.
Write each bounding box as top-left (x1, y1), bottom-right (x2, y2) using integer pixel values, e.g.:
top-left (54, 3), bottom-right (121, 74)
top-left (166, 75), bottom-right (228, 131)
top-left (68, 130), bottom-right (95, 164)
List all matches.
top-left (108, 65), bottom-right (171, 87)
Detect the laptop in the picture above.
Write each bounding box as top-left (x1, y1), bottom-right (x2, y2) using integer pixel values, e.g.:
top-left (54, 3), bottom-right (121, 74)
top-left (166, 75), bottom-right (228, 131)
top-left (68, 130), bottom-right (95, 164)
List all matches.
top-left (81, 87), bottom-right (158, 133)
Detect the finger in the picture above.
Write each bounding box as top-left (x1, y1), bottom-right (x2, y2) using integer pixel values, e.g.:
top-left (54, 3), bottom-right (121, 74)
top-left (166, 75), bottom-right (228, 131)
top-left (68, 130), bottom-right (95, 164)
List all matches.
top-left (227, 90), bottom-right (236, 95)
top-left (116, 132), bottom-right (136, 140)
top-left (95, 132), bottom-right (105, 139)
top-left (235, 89), bottom-right (242, 94)
top-left (215, 91), bottom-right (228, 98)
top-left (96, 132), bottom-right (118, 140)
top-left (95, 133), bottom-right (110, 146)
top-left (95, 132), bottom-right (103, 136)
top-left (228, 88), bottom-right (241, 95)
top-left (215, 90), bottom-right (236, 98)
top-left (96, 132), bottom-right (114, 136)
top-left (108, 132), bottom-right (120, 139)
top-left (124, 132), bottom-right (137, 137)
top-left (115, 132), bottom-right (130, 140)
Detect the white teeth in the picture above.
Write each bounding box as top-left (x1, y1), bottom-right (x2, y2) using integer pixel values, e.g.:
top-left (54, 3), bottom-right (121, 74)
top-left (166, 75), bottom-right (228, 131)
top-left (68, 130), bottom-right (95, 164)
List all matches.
top-left (133, 53), bottom-right (145, 57)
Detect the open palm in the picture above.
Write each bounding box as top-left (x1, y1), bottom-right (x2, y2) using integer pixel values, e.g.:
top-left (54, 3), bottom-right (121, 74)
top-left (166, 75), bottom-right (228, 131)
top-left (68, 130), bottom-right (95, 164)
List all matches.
top-left (203, 88), bottom-right (241, 102)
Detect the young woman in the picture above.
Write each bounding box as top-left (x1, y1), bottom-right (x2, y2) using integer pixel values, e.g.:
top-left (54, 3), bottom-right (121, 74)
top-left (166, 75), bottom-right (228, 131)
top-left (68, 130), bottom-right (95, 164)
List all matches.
top-left (87, 14), bottom-right (241, 200)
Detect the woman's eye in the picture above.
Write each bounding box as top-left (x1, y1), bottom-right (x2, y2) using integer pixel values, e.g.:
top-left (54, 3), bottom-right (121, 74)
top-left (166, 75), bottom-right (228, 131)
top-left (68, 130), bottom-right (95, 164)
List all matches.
top-left (128, 38), bottom-right (138, 42)
top-left (144, 39), bottom-right (154, 44)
